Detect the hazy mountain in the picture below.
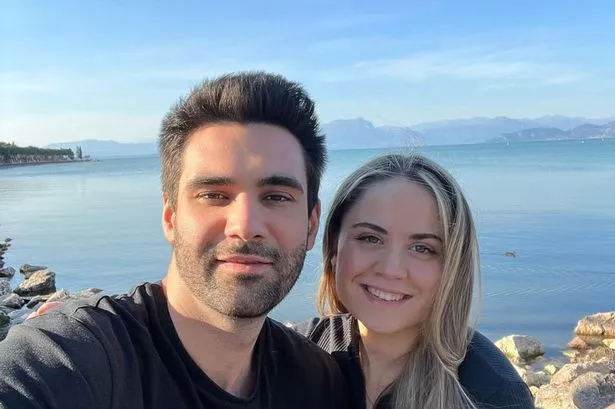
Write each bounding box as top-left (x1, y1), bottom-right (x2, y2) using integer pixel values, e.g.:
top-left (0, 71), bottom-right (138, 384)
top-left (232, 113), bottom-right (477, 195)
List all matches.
top-left (45, 140), bottom-right (157, 158)
top-left (409, 115), bottom-right (614, 145)
top-left (491, 121), bottom-right (615, 143)
top-left (567, 123), bottom-right (615, 139)
top-left (492, 127), bottom-right (568, 143)
top-left (529, 115), bottom-right (596, 130)
top-left (412, 117), bottom-right (548, 145)
top-left (322, 118), bottom-right (423, 149)
top-left (43, 116), bottom-right (614, 154)
top-left (45, 119), bottom-right (423, 155)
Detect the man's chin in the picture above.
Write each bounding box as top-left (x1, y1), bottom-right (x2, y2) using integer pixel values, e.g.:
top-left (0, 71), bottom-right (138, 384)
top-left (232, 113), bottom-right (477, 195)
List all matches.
top-left (204, 286), bottom-right (284, 319)
top-left (218, 301), bottom-right (278, 320)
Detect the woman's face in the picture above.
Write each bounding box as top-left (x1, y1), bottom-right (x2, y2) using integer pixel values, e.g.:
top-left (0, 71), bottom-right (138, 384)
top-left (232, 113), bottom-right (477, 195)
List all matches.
top-left (333, 178), bottom-right (444, 335)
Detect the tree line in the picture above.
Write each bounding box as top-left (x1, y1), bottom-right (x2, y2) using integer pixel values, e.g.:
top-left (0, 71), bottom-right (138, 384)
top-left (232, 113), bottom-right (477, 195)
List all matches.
top-left (0, 142), bottom-right (77, 164)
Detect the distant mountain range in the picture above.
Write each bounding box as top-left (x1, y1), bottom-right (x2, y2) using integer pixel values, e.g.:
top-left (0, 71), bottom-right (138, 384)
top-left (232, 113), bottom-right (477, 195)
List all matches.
top-left (492, 122), bottom-right (615, 143)
top-left (44, 115), bottom-right (615, 157)
top-left (322, 118), bottom-right (423, 149)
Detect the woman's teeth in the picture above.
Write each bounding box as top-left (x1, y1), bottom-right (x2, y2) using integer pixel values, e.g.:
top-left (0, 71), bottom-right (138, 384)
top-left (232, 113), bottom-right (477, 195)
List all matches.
top-left (366, 286), bottom-right (406, 302)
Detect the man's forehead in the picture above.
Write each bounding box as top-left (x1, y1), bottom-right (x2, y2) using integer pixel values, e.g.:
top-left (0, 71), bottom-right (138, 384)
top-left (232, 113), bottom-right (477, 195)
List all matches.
top-left (181, 124), bottom-right (307, 185)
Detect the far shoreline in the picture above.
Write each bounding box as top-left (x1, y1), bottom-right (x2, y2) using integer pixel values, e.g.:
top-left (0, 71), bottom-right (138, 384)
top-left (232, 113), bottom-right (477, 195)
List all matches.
top-left (0, 159), bottom-right (94, 169)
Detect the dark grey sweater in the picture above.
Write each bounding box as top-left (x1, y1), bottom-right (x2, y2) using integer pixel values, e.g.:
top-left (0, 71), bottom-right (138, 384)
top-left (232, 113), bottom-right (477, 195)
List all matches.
top-left (293, 314), bottom-right (535, 409)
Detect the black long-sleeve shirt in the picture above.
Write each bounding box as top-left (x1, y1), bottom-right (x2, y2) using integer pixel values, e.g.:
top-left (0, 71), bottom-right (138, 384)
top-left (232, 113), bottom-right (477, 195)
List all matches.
top-left (0, 283), bottom-right (350, 409)
top-left (293, 314), bottom-right (535, 409)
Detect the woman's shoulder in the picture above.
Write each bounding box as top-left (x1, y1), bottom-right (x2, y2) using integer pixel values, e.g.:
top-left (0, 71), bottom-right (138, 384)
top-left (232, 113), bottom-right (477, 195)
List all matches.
top-left (461, 330), bottom-right (534, 407)
top-left (289, 314), bottom-right (355, 353)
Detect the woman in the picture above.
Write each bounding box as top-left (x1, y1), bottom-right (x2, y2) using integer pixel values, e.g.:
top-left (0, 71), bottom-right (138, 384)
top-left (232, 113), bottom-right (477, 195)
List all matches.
top-left (293, 153), bottom-right (534, 409)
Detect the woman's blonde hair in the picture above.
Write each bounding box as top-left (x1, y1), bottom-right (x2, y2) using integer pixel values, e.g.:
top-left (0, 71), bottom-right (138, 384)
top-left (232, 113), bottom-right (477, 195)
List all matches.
top-left (317, 153), bottom-right (481, 409)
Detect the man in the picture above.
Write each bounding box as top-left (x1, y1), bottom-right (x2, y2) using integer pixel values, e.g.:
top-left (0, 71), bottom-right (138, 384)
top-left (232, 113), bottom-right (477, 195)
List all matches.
top-left (0, 72), bottom-right (349, 409)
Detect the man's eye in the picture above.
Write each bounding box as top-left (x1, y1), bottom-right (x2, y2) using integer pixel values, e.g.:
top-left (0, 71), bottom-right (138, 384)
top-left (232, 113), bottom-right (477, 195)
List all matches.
top-left (196, 192), bottom-right (228, 200)
top-left (264, 194), bottom-right (291, 202)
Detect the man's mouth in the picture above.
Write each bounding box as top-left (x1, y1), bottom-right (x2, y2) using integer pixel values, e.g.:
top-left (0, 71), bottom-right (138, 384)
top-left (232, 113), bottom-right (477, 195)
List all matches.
top-left (217, 255), bottom-right (273, 264)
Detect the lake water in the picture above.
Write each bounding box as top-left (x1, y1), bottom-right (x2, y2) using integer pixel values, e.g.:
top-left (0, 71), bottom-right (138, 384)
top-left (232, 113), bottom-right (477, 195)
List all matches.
top-left (1, 139), bottom-right (614, 356)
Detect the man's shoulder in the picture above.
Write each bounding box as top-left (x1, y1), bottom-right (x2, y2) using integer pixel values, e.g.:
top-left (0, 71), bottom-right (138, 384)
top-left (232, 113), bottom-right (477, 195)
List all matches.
top-left (48, 281), bottom-right (159, 321)
top-left (267, 318), bottom-right (344, 367)
top-left (268, 317), bottom-right (330, 355)
top-left (0, 282), bottom-right (166, 409)
top-left (19, 281), bottom-right (162, 348)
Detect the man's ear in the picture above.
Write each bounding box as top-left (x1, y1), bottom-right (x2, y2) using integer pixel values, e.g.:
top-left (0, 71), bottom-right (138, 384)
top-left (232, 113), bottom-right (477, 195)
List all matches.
top-left (306, 200), bottom-right (321, 250)
top-left (162, 195), bottom-right (176, 244)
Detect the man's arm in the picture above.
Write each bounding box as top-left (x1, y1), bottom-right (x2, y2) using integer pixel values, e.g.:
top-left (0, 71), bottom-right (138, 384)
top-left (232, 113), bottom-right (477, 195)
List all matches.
top-left (0, 311), bottom-right (113, 409)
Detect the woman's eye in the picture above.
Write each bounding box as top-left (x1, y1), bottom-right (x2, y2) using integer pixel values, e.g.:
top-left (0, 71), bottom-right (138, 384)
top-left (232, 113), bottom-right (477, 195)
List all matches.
top-left (358, 235), bottom-right (381, 244)
top-left (411, 244), bottom-right (434, 254)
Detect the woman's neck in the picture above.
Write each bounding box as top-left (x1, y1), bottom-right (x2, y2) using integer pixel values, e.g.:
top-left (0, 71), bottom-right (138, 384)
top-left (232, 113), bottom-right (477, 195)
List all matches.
top-left (358, 321), bottom-right (420, 408)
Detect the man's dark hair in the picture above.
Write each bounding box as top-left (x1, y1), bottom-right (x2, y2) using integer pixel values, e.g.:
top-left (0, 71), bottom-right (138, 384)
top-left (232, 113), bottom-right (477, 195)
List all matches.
top-left (159, 71), bottom-right (326, 212)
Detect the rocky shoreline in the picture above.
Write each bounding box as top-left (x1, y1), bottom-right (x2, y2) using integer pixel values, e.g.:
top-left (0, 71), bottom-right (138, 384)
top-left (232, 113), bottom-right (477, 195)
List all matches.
top-left (0, 238), bottom-right (101, 340)
top-left (1, 239), bottom-right (614, 407)
top-left (496, 317), bottom-right (615, 408)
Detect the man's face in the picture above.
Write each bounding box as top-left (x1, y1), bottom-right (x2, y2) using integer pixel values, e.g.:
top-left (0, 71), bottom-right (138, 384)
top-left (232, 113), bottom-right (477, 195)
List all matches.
top-left (162, 123), bottom-right (320, 318)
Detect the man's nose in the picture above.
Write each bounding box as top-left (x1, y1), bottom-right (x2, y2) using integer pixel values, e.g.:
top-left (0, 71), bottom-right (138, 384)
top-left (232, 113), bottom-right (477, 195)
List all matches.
top-left (224, 193), bottom-right (267, 242)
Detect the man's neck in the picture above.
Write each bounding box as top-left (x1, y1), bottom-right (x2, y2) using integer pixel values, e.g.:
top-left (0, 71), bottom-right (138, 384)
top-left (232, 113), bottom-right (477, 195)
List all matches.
top-left (162, 271), bottom-right (266, 398)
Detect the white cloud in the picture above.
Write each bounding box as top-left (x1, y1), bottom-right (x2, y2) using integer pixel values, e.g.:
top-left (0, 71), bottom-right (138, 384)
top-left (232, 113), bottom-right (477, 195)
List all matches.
top-left (543, 74), bottom-right (587, 85)
top-left (481, 83), bottom-right (517, 90)
top-left (316, 47), bottom-right (586, 85)
top-left (138, 59), bottom-right (292, 82)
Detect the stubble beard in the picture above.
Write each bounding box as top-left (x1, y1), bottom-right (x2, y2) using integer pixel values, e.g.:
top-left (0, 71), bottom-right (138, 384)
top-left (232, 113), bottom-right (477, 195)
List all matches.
top-left (174, 231), bottom-right (307, 319)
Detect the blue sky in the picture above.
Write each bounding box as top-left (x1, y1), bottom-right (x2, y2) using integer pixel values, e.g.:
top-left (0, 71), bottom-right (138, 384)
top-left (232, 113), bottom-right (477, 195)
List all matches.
top-left (2, 0), bottom-right (614, 146)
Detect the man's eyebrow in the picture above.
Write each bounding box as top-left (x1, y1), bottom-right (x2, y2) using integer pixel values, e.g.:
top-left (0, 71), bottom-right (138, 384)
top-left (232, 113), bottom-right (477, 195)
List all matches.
top-left (186, 176), bottom-right (233, 187)
top-left (352, 222), bottom-right (443, 243)
top-left (186, 175), bottom-right (304, 193)
top-left (257, 175), bottom-right (304, 193)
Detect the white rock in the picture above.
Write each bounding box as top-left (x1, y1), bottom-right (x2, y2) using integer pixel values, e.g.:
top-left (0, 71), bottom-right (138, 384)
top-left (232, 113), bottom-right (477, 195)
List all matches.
top-left (563, 350), bottom-right (578, 360)
top-left (544, 363), bottom-right (560, 375)
top-left (534, 383), bottom-right (577, 409)
top-left (603, 339), bottom-right (615, 350)
top-left (551, 360), bottom-right (615, 385)
top-left (575, 311), bottom-right (615, 338)
top-left (495, 334), bottom-right (545, 363)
